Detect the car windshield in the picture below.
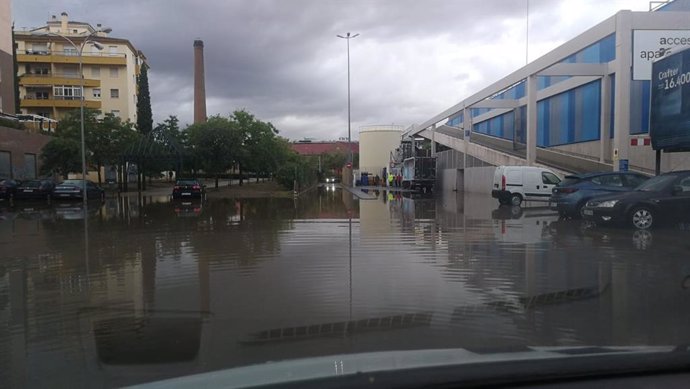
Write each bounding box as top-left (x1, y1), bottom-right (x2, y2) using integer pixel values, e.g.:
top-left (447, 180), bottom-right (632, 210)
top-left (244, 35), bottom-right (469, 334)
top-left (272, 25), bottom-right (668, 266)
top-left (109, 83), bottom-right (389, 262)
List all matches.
top-left (20, 180), bottom-right (42, 188)
top-left (8, 1), bottom-right (690, 388)
top-left (635, 175), bottom-right (676, 191)
top-left (59, 180), bottom-right (84, 187)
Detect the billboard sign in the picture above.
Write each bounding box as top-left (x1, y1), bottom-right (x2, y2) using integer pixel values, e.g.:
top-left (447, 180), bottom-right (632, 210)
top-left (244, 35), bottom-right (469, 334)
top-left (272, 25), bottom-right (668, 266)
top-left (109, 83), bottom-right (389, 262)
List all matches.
top-left (650, 47), bottom-right (690, 152)
top-left (633, 30), bottom-right (690, 80)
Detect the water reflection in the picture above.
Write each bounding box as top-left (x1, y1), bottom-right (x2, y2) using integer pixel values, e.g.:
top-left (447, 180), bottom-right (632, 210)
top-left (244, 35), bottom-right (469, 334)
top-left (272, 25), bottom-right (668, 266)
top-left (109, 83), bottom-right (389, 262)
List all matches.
top-left (2, 191), bottom-right (690, 387)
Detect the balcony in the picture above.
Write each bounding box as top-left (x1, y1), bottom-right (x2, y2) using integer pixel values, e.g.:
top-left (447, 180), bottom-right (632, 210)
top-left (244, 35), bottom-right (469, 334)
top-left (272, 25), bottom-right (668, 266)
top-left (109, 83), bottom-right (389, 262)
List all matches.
top-left (17, 50), bottom-right (127, 66)
top-left (21, 96), bottom-right (101, 109)
top-left (19, 73), bottom-right (100, 87)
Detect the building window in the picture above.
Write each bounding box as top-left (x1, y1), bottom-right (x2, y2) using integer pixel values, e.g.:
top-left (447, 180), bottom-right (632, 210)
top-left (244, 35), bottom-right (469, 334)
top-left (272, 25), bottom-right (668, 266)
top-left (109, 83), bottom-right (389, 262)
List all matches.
top-left (93, 88), bottom-right (101, 98)
top-left (36, 91), bottom-right (49, 100)
top-left (63, 65), bottom-right (78, 77)
top-left (110, 67), bottom-right (119, 78)
top-left (111, 110), bottom-right (120, 118)
top-left (53, 86), bottom-right (82, 100)
top-left (92, 66), bottom-right (100, 77)
top-left (31, 43), bottom-right (47, 54)
top-left (110, 89), bottom-right (119, 98)
top-left (64, 47), bottom-right (77, 56)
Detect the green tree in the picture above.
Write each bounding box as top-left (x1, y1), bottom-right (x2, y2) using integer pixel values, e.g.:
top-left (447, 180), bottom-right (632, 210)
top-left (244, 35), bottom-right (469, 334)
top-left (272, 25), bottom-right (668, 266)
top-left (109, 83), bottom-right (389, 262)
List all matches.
top-left (55, 109), bottom-right (138, 184)
top-left (40, 138), bottom-right (82, 179)
top-left (136, 64), bottom-right (153, 135)
top-left (231, 110), bottom-right (279, 184)
top-left (186, 115), bottom-right (242, 188)
top-left (155, 115), bottom-right (186, 146)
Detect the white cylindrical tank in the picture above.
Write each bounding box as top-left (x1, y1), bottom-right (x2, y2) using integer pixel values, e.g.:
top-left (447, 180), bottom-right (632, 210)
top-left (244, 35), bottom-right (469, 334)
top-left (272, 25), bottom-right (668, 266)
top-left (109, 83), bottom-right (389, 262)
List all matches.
top-left (359, 125), bottom-right (403, 179)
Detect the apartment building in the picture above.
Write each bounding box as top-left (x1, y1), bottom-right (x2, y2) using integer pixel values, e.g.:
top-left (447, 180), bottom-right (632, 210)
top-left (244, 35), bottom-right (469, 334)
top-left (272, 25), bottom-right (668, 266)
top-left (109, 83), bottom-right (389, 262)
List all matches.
top-left (14, 12), bottom-right (145, 122)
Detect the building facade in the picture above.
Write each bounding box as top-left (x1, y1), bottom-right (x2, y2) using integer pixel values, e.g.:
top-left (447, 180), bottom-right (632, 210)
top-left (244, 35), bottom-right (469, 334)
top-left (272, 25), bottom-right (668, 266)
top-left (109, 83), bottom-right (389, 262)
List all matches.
top-left (14, 12), bottom-right (144, 122)
top-left (291, 140), bottom-right (359, 156)
top-left (0, 0), bottom-right (15, 114)
top-left (412, 2), bottom-right (690, 175)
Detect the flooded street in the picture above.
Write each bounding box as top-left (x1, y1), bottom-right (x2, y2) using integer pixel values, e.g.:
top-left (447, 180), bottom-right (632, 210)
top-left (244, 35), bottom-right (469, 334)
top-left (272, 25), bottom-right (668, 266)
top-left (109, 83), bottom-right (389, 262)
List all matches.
top-left (2, 187), bottom-right (690, 387)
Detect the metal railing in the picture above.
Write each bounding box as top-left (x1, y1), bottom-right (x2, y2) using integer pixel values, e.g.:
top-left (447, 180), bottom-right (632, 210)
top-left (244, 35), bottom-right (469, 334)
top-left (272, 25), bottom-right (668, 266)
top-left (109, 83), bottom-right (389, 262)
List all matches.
top-left (20, 49), bottom-right (126, 58)
top-left (19, 72), bottom-right (82, 79)
top-left (23, 93), bottom-right (91, 101)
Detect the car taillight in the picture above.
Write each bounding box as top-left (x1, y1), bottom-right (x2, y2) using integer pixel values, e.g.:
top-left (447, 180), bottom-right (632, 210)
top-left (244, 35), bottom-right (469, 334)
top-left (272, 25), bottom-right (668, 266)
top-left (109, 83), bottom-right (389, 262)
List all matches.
top-left (173, 186), bottom-right (180, 190)
top-left (193, 185), bottom-right (200, 190)
top-left (501, 175), bottom-right (506, 190)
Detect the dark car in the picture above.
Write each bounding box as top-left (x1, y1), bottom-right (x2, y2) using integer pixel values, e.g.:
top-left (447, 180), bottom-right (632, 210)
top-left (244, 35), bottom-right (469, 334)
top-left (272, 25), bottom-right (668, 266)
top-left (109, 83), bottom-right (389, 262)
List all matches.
top-left (549, 171), bottom-right (649, 218)
top-left (0, 179), bottom-right (21, 200)
top-left (582, 171), bottom-right (690, 229)
top-left (172, 178), bottom-right (206, 199)
top-left (14, 179), bottom-right (55, 200)
top-left (52, 179), bottom-right (105, 200)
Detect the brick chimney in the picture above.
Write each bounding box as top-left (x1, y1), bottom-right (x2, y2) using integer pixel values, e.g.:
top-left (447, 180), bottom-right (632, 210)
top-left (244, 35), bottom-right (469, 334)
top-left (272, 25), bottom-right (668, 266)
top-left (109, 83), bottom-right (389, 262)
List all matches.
top-left (193, 40), bottom-right (207, 124)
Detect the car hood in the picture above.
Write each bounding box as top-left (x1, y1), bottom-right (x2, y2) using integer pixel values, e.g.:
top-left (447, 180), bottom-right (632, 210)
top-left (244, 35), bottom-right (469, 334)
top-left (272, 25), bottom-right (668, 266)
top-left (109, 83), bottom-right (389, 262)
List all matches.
top-left (588, 190), bottom-right (657, 204)
top-left (125, 346), bottom-right (689, 389)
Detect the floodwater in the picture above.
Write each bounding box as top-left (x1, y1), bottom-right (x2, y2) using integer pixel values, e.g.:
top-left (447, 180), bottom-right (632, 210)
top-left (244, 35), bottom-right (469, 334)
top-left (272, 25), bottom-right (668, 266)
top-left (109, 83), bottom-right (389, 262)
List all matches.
top-left (2, 186), bottom-right (690, 387)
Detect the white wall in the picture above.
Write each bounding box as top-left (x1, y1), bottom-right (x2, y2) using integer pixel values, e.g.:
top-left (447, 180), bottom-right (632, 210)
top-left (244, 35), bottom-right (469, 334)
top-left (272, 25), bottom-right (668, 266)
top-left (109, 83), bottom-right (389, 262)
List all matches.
top-left (463, 166), bottom-right (496, 194)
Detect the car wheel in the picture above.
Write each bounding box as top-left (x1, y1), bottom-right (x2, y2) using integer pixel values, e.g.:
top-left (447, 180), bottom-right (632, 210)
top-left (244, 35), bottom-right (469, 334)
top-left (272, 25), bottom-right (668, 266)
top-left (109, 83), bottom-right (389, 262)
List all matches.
top-left (577, 202), bottom-right (588, 219)
top-left (499, 198), bottom-right (509, 206)
top-left (630, 207), bottom-right (654, 230)
top-left (510, 193), bottom-right (522, 206)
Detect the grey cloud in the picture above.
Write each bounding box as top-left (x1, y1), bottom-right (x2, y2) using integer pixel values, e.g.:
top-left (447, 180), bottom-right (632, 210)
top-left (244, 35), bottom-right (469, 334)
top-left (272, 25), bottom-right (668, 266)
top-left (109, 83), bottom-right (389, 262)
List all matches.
top-left (13, 0), bottom-right (639, 139)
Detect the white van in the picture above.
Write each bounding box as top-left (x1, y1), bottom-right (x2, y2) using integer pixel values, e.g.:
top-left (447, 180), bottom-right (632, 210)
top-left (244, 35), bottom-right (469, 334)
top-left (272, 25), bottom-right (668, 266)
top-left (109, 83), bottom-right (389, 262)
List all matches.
top-left (491, 166), bottom-right (561, 206)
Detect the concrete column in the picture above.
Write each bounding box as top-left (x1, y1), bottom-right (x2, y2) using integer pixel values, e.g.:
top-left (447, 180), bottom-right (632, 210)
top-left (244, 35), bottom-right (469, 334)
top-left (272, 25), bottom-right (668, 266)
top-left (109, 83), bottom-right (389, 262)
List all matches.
top-left (431, 123), bottom-right (436, 156)
top-left (613, 11), bottom-right (632, 171)
top-left (463, 106), bottom-right (472, 169)
top-left (526, 75), bottom-right (538, 165)
top-left (599, 74), bottom-right (611, 165)
top-left (193, 40), bottom-right (207, 124)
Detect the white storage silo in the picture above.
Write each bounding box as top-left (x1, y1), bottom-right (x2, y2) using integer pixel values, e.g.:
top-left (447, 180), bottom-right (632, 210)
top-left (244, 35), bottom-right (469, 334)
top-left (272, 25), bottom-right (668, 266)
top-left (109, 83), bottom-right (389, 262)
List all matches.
top-left (359, 125), bottom-right (403, 180)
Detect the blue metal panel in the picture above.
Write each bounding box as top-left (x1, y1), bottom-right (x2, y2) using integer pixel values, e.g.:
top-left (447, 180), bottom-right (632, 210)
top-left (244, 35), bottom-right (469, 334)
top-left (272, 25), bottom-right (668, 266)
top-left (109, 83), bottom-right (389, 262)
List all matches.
top-left (599, 34), bottom-right (615, 62)
top-left (581, 80), bottom-right (601, 141)
top-left (567, 90), bottom-right (576, 143)
top-left (538, 100), bottom-right (550, 147)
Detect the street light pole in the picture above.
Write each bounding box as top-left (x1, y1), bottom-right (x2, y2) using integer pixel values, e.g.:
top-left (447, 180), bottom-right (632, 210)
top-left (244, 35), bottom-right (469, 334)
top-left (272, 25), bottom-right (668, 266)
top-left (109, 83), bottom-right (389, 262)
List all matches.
top-left (37, 28), bottom-right (110, 211)
top-left (337, 32), bottom-right (359, 167)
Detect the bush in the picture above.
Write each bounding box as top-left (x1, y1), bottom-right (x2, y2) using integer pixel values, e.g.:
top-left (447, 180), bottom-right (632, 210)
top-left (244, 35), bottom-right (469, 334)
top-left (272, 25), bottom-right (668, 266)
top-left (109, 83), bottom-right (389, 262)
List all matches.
top-left (0, 116), bottom-right (23, 129)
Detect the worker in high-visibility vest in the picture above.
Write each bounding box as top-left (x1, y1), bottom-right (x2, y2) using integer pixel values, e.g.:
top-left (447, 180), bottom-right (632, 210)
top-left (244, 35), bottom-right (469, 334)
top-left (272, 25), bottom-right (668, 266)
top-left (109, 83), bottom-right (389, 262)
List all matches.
top-left (388, 173), bottom-right (394, 187)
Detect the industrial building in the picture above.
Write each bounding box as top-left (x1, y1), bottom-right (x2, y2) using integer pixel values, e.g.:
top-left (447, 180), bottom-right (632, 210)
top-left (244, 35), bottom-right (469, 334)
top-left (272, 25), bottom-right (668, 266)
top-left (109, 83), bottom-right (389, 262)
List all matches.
top-left (408, 1), bottom-right (690, 192)
top-left (14, 12), bottom-right (145, 122)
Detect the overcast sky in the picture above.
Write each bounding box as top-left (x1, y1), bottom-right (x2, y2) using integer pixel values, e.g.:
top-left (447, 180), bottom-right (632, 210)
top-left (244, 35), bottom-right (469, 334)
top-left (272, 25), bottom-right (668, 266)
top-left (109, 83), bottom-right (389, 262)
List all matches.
top-left (12, 0), bottom-right (652, 141)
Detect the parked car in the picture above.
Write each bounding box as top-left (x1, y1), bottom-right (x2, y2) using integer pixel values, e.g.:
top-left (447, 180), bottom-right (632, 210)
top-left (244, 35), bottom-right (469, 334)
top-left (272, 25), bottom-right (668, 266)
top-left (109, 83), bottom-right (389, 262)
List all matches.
top-left (52, 179), bottom-right (105, 200)
top-left (14, 179), bottom-right (55, 200)
top-left (172, 178), bottom-right (206, 199)
top-left (549, 171), bottom-right (649, 218)
top-left (491, 166), bottom-right (561, 206)
top-left (582, 170), bottom-right (690, 229)
top-left (0, 179), bottom-right (21, 200)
